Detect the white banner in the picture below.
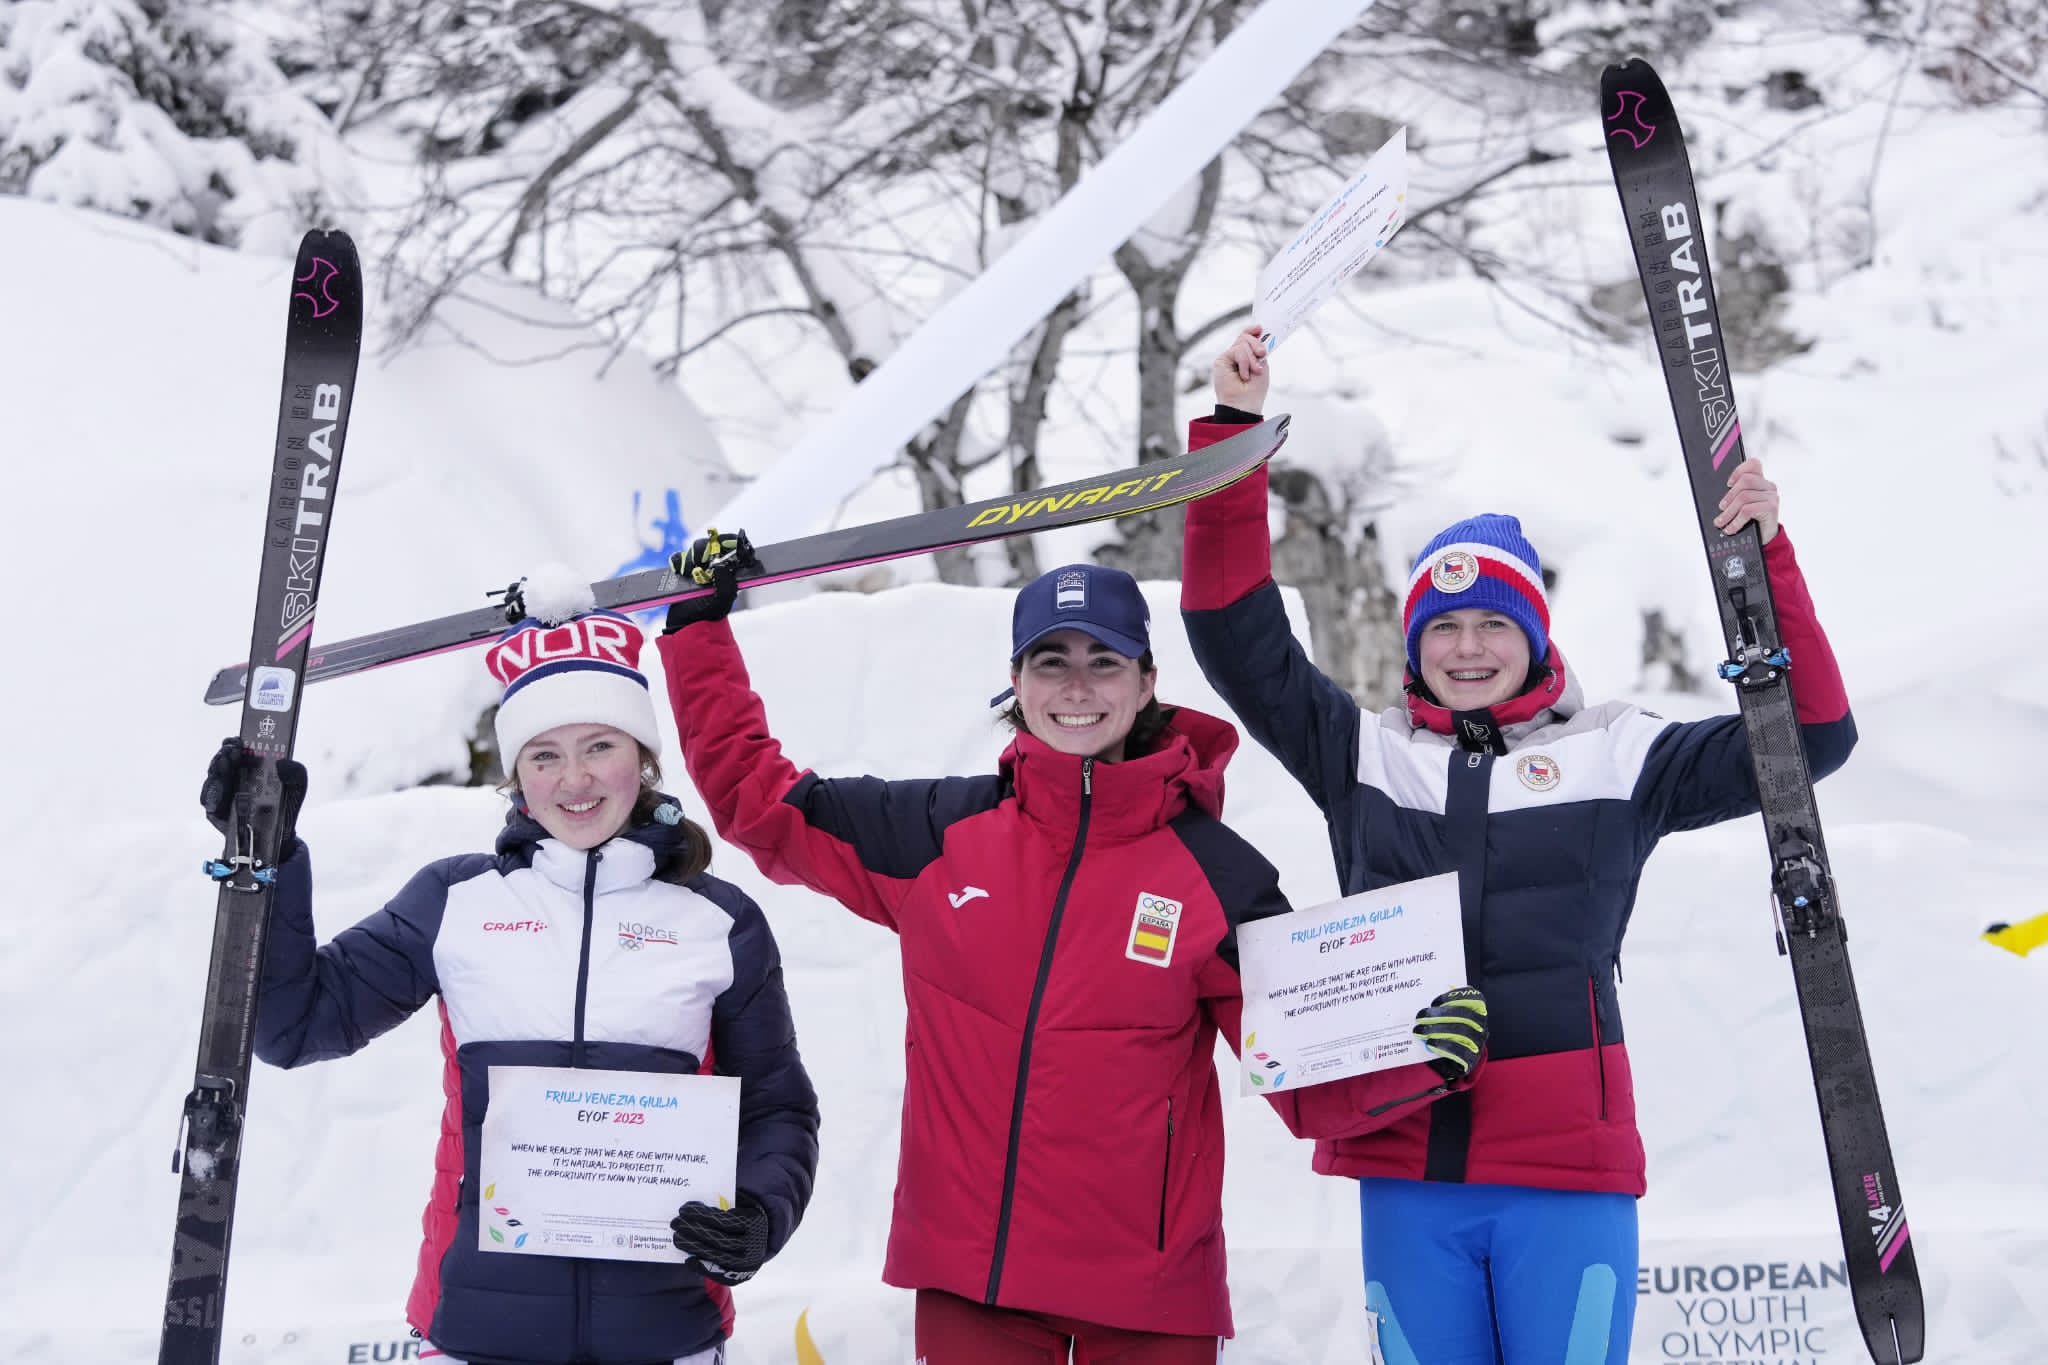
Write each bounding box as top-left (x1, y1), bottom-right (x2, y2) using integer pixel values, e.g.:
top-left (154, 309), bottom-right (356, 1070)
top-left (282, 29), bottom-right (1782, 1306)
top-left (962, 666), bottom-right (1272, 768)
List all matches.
top-left (1633, 1239), bottom-right (1865, 1365)
top-left (711, 0), bottom-right (1382, 542)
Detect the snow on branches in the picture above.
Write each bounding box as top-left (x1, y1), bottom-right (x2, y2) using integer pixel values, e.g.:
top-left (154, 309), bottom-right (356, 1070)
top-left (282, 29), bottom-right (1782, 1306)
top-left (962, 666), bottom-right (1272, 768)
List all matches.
top-left (0, 0), bottom-right (351, 249)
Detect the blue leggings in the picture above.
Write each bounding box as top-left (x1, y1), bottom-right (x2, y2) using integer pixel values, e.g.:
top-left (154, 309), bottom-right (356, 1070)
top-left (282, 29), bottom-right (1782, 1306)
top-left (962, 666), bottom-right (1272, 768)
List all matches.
top-left (1358, 1178), bottom-right (1638, 1365)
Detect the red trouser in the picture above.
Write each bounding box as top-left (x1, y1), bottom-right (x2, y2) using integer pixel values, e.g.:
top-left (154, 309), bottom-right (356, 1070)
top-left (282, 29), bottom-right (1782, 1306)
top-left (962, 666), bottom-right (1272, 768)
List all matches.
top-left (914, 1289), bottom-right (1222, 1365)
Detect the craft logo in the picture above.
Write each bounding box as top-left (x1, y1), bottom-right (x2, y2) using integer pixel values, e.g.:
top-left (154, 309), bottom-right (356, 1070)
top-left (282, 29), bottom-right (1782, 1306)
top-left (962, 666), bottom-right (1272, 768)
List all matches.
top-left (1430, 550), bottom-right (1478, 593)
top-left (1516, 754), bottom-right (1560, 792)
top-left (1056, 571), bottom-right (1088, 610)
top-left (482, 919), bottom-right (546, 933)
top-left (618, 920), bottom-right (677, 951)
top-left (249, 666), bottom-right (296, 713)
top-left (1125, 892), bottom-right (1183, 967)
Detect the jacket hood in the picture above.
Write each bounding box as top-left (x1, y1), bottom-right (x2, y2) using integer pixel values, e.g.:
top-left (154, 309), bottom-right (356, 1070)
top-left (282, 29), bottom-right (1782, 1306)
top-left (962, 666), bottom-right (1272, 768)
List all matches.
top-left (999, 704), bottom-right (1237, 839)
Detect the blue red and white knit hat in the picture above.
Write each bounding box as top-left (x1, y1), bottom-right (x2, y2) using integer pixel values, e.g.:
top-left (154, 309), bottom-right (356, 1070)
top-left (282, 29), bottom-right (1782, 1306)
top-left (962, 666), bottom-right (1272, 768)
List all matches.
top-left (486, 610), bottom-right (663, 764)
top-left (1402, 513), bottom-right (1550, 673)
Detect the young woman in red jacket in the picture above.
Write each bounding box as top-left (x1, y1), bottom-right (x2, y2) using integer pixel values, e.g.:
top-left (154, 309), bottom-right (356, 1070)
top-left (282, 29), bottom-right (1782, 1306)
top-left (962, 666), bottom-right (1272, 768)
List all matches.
top-left (657, 546), bottom-right (1488, 1365)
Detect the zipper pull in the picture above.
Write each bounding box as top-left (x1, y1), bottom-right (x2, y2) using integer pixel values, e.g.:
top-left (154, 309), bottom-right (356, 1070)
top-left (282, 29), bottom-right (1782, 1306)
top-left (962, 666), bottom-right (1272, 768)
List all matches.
top-left (1082, 757), bottom-right (1093, 796)
top-left (1366, 1081), bottom-right (1450, 1118)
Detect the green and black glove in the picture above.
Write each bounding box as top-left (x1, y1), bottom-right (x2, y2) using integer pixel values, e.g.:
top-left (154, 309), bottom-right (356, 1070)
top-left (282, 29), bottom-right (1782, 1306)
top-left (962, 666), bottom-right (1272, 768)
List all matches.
top-left (670, 1193), bottom-right (772, 1286)
top-left (1413, 986), bottom-right (1488, 1083)
top-left (664, 527), bottom-right (757, 634)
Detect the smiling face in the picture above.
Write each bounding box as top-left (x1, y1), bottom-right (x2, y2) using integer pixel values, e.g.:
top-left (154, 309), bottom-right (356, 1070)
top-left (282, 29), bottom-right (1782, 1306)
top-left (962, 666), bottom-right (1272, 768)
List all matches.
top-left (1416, 608), bottom-right (1533, 711)
top-left (513, 723), bottom-right (644, 849)
top-left (1010, 629), bottom-right (1157, 763)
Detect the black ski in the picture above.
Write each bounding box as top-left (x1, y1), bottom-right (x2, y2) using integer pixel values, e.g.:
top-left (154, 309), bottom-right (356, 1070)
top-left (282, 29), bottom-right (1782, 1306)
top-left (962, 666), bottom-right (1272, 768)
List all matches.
top-left (1602, 59), bottom-right (1923, 1365)
top-left (160, 231), bottom-right (364, 1365)
top-left (201, 414), bottom-right (1290, 703)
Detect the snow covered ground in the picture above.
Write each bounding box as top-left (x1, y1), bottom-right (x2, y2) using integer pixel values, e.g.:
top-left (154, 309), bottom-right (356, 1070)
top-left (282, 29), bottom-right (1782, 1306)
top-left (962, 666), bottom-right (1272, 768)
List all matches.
top-left (4, 37), bottom-right (2048, 1365)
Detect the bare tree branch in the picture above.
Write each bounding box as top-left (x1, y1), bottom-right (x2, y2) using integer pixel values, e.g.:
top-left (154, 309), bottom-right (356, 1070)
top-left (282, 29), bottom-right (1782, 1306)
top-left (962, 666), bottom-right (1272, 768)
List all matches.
top-left (499, 83), bottom-right (652, 269)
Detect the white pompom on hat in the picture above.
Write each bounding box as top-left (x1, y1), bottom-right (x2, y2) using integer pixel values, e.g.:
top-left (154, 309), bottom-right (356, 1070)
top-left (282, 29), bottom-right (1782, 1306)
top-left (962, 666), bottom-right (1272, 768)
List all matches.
top-left (486, 608), bottom-right (662, 767)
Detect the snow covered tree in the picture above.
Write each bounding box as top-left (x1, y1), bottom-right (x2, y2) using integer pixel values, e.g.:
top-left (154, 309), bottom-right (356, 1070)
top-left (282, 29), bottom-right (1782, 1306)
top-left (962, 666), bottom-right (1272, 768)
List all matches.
top-left (0, 0), bottom-right (349, 249)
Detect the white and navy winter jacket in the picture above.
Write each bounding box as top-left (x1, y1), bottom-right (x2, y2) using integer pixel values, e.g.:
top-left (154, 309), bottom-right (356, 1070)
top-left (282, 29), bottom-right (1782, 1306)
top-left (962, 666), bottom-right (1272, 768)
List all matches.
top-left (256, 806), bottom-right (818, 1365)
top-left (1180, 416), bottom-right (1857, 1196)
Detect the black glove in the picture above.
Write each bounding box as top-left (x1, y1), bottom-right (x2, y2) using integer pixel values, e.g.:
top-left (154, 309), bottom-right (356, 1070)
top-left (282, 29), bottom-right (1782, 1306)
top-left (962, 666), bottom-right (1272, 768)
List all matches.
top-left (664, 527), bottom-right (756, 633)
top-left (200, 737), bottom-right (308, 850)
top-left (1413, 986), bottom-right (1488, 1083)
top-left (670, 1193), bottom-right (772, 1286)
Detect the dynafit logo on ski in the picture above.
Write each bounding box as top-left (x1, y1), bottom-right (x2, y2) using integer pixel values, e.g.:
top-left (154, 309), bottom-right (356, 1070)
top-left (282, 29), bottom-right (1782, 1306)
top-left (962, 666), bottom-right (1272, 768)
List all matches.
top-left (276, 380), bottom-right (347, 658)
top-left (1655, 201), bottom-right (1740, 473)
top-left (965, 467), bottom-right (1189, 529)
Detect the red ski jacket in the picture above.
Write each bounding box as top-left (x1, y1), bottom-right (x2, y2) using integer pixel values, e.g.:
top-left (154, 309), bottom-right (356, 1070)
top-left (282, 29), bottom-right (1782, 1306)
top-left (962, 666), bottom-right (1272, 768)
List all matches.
top-left (659, 620), bottom-right (1461, 1336)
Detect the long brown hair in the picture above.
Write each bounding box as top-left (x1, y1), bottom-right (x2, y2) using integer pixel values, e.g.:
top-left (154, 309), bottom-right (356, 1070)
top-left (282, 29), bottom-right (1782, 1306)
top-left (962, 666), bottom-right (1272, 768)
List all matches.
top-left (632, 750), bottom-right (715, 884)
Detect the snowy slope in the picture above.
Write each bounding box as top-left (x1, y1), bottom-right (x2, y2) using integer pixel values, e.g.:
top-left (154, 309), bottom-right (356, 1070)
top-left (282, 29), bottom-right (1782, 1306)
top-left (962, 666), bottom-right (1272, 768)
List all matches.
top-left (6, 41), bottom-right (2048, 1365)
top-left (5, 576), bottom-right (2042, 1365)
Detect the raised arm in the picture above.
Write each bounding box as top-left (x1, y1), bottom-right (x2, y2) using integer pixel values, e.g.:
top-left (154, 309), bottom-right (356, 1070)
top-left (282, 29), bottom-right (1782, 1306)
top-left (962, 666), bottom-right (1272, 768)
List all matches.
top-left (659, 561), bottom-right (996, 932)
top-left (197, 741), bottom-right (449, 1068)
top-left (1633, 463), bottom-right (1857, 833)
top-left (255, 845), bottom-right (469, 1068)
top-left (1180, 325), bottom-right (1364, 813)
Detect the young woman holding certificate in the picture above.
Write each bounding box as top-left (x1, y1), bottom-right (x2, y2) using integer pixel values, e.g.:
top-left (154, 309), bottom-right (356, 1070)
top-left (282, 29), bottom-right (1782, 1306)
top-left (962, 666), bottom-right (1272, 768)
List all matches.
top-left (1181, 325), bottom-right (1858, 1365)
top-left (658, 546), bottom-right (1488, 1365)
top-left (203, 601), bottom-right (819, 1365)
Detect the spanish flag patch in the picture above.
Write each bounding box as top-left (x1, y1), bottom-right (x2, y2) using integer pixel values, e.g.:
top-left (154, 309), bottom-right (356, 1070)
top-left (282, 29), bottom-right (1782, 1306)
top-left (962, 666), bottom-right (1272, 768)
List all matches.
top-left (1125, 892), bottom-right (1184, 967)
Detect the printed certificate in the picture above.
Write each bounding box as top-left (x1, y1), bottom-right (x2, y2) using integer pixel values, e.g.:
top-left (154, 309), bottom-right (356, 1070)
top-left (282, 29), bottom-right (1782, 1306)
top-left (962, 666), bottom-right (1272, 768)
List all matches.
top-left (1252, 126), bottom-right (1408, 350)
top-left (477, 1066), bottom-right (739, 1263)
top-left (1236, 872), bottom-right (1466, 1095)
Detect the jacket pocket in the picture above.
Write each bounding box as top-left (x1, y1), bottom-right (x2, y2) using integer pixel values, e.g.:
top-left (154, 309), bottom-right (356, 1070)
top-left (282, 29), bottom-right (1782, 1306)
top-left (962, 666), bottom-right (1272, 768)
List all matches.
top-left (1156, 1098), bottom-right (1174, 1252)
top-left (1587, 976), bottom-right (1608, 1121)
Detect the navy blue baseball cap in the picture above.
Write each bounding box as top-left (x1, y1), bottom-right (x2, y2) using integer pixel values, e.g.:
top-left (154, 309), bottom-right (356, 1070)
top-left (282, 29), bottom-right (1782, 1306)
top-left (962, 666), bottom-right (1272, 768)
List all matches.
top-left (1009, 563), bottom-right (1151, 663)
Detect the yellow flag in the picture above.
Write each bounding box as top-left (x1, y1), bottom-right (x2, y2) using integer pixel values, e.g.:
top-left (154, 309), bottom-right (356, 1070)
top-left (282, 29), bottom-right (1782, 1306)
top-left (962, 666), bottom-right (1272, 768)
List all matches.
top-left (1984, 912), bottom-right (2048, 958)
